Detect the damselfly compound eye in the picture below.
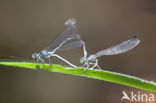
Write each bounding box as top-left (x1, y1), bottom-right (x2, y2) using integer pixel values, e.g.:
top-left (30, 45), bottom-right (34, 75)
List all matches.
top-left (32, 53), bottom-right (38, 59)
top-left (80, 57), bottom-right (85, 64)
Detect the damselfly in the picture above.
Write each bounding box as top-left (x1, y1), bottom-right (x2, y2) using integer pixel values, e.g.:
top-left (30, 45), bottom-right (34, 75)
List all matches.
top-left (80, 36), bottom-right (141, 69)
top-left (32, 18), bottom-right (87, 68)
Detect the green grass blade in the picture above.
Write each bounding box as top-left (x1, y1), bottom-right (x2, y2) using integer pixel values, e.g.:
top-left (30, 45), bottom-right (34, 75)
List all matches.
top-left (0, 60), bottom-right (156, 92)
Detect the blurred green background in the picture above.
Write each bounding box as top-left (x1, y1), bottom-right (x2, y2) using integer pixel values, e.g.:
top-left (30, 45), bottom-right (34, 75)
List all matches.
top-left (0, 0), bottom-right (156, 103)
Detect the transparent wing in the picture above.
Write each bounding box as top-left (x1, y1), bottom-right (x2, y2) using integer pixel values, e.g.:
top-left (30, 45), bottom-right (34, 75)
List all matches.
top-left (45, 18), bottom-right (80, 51)
top-left (94, 37), bottom-right (141, 58)
top-left (58, 40), bottom-right (83, 51)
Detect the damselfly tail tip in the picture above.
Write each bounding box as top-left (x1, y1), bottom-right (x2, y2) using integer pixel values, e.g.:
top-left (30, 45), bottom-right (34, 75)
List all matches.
top-left (64, 18), bottom-right (76, 26)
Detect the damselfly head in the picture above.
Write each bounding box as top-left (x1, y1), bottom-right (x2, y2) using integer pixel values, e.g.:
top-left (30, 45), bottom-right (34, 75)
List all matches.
top-left (80, 57), bottom-right (86, 64)
top-left (32, 53), bottom-right (39, 59)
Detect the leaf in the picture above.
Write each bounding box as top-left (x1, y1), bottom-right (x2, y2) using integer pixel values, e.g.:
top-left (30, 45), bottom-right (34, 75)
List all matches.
top-left (0, 60), bottom-right (156, 92)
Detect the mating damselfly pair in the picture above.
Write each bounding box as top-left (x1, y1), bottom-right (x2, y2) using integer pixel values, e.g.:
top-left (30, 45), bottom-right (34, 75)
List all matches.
top-left (32, 18), bottom-right (141, 69)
